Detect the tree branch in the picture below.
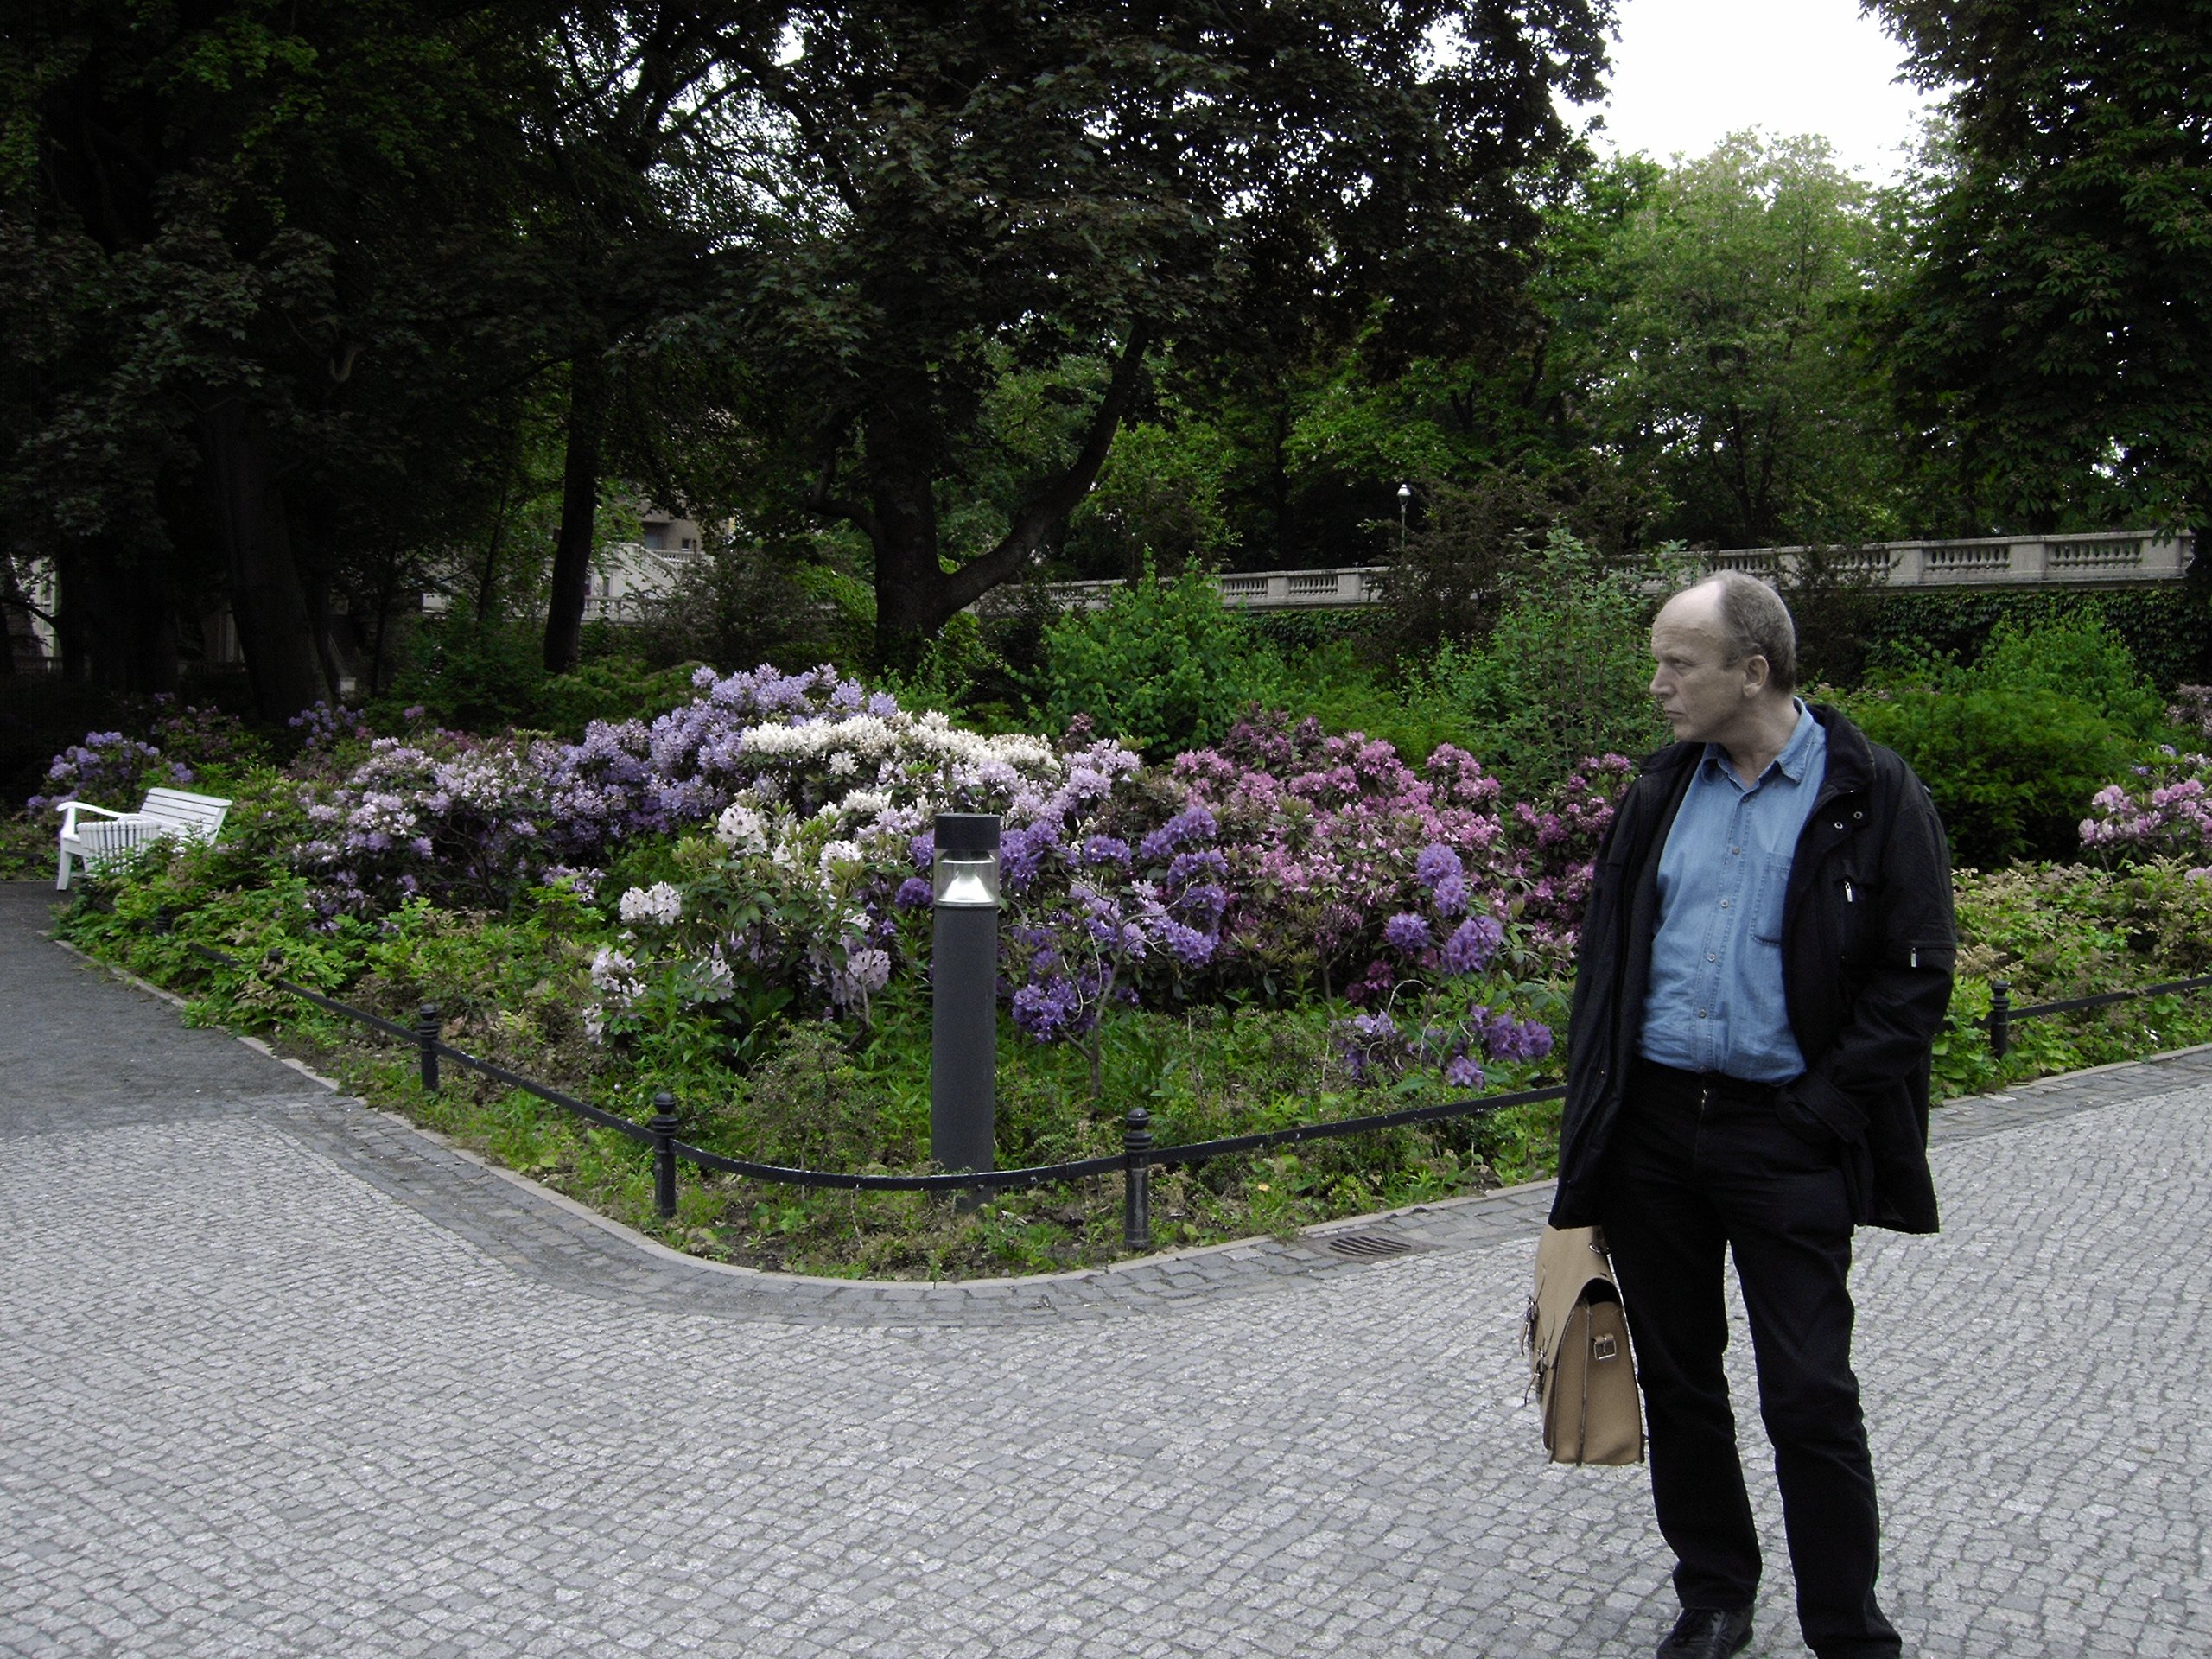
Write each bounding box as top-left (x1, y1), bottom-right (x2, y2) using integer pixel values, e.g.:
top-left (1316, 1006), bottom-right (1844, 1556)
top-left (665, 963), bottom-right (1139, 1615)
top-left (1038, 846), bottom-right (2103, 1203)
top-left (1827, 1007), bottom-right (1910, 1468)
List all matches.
top-left (938, 321), bottom-right (1152, 616)
top-left (805, 418), bottom-right (882, 545)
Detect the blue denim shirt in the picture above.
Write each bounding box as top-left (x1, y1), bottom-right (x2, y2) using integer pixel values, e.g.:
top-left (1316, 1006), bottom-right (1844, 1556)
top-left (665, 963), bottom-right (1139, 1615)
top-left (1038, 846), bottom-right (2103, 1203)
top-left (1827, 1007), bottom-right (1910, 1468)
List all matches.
top-left (1638, 702), bottom-right (1827, 1082)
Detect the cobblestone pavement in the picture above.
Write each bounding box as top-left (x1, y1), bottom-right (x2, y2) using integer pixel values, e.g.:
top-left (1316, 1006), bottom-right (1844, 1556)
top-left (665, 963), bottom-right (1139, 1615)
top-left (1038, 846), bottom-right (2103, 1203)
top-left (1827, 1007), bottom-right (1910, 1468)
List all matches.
top-left (3, 883), bottom-right (2209, 1657)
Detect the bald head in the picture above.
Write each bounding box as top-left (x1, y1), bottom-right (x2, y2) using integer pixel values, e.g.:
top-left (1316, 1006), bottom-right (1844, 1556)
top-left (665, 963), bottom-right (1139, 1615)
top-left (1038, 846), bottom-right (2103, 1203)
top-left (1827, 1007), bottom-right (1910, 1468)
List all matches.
top-left (1649, 574), bottom-right (1802, 757)
top-left (1668, 572), bottom-right (1798, 694)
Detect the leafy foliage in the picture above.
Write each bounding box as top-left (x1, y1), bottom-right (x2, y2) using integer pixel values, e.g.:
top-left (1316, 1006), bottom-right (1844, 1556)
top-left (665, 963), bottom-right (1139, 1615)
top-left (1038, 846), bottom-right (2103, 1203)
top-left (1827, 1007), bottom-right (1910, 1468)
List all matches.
top-left (1932, 859), bottom-right (2212, 1098)
top-left (709, 0), bottom-right (1611, 659)
top-left (1033, 563), bottom-right (1285, 760)
top-left (1850, 683), bottom-right (2131, 868)
top-left (1590, 133), bottom-right (1899, 547)
top-left (1420, 532), bottom-right (1673, 798)
top-left (1969, 613), bottom-right (2171, 740)
top-left (1872, 0), bottom-right (2212, 528)
top-left (1845, 614), bottom-right (2168, 866)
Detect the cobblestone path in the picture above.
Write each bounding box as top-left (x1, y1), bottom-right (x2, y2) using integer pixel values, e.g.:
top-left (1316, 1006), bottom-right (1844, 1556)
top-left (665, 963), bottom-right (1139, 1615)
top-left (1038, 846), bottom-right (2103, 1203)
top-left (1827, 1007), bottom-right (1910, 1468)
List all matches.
top-left (3, 884), bottom-right (2208, 1657)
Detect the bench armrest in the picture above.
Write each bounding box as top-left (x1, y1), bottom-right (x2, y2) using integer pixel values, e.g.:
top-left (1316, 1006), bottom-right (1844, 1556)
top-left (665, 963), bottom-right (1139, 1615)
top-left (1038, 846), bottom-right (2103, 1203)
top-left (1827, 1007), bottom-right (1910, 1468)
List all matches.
top-left (55, 801), bottom-right (131, 836)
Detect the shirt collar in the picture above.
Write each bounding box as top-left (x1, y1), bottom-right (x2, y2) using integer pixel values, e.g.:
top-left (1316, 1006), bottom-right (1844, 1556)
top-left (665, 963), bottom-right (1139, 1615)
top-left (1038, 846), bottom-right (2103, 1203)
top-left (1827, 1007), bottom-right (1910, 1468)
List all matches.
top-left (1703, 700), bottom-right (1820, 786)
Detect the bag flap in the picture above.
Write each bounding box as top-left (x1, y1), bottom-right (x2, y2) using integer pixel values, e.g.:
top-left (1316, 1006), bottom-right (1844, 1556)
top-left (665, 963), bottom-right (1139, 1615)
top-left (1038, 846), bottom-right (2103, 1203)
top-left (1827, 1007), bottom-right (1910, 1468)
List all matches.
top-left (1529, 1224), bottom-right (1619, 1365)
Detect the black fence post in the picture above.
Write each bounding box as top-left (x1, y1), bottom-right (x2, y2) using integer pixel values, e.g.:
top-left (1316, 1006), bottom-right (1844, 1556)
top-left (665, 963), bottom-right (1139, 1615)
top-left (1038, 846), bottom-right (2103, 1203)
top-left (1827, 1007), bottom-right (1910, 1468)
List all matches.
top-left (1987, 980), bottom-right (2012, 1060)
top-left (416, 1004), bottom-right (442, 1092)
top-left (1122, 1105), bottom-right (1153, 1254)
top-left (652, 1090), bottom-right (680, 1221)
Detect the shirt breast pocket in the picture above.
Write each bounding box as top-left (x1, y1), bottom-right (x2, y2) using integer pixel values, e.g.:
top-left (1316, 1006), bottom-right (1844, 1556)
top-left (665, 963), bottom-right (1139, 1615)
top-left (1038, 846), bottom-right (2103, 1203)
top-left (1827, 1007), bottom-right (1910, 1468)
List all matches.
top-left (1750, 851), bottom-right (1794, 944)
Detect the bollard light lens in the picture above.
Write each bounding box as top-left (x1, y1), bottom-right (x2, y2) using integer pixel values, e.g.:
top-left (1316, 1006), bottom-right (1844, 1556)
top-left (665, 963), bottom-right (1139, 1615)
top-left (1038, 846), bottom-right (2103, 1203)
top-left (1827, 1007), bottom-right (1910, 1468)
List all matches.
top-left (933, 855), bottom-right (1001, 908)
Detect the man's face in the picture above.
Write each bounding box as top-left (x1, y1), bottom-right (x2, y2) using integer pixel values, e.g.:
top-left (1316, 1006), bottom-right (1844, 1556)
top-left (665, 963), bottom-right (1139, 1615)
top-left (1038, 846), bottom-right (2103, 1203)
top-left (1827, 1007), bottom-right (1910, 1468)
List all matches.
top-left (1649, 591), bottom-right (1761, 745)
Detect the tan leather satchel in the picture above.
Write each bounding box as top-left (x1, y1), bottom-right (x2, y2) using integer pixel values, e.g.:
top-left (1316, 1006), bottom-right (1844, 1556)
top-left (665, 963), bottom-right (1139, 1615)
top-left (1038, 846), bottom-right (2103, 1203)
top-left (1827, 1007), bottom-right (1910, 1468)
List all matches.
top-left (1525, 1224), bottom-right (1644, 1465)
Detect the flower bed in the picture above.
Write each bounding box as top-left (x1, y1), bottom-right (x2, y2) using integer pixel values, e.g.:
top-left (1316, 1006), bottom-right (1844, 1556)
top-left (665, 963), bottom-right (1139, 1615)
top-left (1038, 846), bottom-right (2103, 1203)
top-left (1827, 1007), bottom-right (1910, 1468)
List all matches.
top-left (35, 668), bottom-right (2212, 1277)
top-left (47, 668), bottom-right (1605, 1275)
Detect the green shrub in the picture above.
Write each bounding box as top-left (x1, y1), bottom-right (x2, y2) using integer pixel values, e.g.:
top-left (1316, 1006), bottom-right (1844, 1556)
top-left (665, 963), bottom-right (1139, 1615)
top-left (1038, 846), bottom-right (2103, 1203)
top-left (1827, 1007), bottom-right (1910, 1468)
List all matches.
top-left (1866, 587), bottom-right (2212, 696)
top-left (1931, 858), bottom-right (2212, 1099)
top-left (1033, 559), bottom-right (1285, 757)
top-left (1257, 634), bottom-right (1484, 763)
top-left (1423, 531), bottom-right (1670, 794)
top-left (1847, 612), bottom-right (2169, 868)
top-left (379, 613), bottom-right (700, 736)
top-left (1970, 613), bottom-right (2170, 738)
top-left (382, 614), bottom-right (550, 731)
top-left (1846, 683), bottom-right (2132, 868)
top-left (531, 658), bottom-right (704, 734)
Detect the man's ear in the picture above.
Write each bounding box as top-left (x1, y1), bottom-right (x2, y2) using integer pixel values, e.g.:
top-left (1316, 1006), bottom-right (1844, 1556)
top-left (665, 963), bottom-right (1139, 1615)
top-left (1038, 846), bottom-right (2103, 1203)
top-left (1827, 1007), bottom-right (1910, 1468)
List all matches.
top-left (1740, 653), bottom-right (1770, 696)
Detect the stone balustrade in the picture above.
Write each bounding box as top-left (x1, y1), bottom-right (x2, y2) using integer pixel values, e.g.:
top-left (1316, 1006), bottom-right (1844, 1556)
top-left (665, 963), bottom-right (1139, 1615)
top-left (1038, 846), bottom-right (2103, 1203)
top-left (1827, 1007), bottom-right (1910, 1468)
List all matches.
top-left (1028, 530), bottom-right (2195, 614)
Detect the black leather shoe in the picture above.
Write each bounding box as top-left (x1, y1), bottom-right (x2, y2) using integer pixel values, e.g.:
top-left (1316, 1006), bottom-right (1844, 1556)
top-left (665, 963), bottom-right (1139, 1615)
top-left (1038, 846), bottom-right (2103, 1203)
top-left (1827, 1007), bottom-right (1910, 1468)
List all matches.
top-left (1656, 1606), bottom-right (1753, 1659)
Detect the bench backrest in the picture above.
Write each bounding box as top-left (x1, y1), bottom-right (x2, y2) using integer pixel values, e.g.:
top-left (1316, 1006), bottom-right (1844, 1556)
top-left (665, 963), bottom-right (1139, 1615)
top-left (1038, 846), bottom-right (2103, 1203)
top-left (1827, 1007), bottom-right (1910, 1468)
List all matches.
top-left (139, 787), bottom-right (232, 838)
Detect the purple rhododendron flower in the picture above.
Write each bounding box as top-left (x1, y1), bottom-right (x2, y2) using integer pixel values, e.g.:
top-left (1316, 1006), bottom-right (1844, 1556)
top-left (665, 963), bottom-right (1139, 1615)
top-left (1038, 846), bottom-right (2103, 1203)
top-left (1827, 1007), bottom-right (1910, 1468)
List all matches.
top-left (1443, 1053), bottom-right (1484, 1090)
top-left (1078, 835), bottom-right (1132, 868)
top-left (1382, 912), bottom-right (1432, 953)
top-left (1414, 843), bottom-right (1463, 888)
top-left (1482, 1012), bottom-right (1554, 1062)
top-left (1137, 806), bottom-right (1218, 862)
top-left (894, 876), bottom-right (934, 910)
top-left (1165, 849), bottom-right (1230, 885)
top-left (1157, 919), bottom-right (1216, 968)
top-left (1440, 914), bottom-right (1503, 975)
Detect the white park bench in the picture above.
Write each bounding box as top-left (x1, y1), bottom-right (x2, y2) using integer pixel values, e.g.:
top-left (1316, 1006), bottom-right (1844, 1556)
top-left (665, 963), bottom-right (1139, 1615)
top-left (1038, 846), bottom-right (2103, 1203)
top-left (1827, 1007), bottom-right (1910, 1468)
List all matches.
top-left (54, 787), bottom-right (232, 891)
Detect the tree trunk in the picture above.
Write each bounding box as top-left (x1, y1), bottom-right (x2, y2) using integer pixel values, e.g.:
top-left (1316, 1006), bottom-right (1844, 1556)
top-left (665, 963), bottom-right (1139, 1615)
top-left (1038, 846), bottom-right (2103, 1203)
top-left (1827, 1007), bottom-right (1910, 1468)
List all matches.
top-left (863, 391), bottom-right (946, 672)
top-left (118, 554), bottom-right (181, 696)
top-left (861, 327), bottom-right (1150, 668)
top-left (49, 538), bottom-right (180, 693)
top-left (200, 399), bottom-right (330, 721)
top-left (475, 447), bottom-right (517, 625)
top-left (543, 351), bottom-right (608, 675)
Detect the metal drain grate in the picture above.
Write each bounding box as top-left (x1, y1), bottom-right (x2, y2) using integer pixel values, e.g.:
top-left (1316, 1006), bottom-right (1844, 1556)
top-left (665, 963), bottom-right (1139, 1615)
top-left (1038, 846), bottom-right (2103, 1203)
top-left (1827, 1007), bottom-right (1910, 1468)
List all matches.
top-left (1325, 1231), bottom-right (1415, 1261)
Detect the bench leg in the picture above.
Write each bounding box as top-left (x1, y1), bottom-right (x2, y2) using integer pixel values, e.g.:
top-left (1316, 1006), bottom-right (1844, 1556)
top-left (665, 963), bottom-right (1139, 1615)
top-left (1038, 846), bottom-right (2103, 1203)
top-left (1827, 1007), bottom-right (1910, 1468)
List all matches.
top-left (56, 846), bottom-right (73, 892)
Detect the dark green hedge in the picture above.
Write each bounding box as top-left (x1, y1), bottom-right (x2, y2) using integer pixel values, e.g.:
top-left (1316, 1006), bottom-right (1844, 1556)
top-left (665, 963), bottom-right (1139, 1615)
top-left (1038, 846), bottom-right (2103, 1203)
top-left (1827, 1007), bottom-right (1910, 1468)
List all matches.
top-left (1863, 585), bottom-right (2211, 692)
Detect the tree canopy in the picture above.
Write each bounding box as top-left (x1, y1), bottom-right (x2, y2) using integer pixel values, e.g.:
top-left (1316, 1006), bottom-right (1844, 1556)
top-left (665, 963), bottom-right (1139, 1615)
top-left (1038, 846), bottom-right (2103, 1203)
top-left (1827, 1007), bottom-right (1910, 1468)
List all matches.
top-left (706, 0), bottom-right (1612, 664)
top-left (5, 0), bottom-right (2202, 704)
top-left (1870, 0), bottom-right (2212, 530)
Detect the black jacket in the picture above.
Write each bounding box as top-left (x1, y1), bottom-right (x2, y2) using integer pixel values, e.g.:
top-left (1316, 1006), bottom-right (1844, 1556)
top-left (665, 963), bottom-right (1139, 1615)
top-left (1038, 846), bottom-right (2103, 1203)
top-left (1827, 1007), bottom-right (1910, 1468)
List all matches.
top-left (1550, 703), bottom-right (1956, 1234)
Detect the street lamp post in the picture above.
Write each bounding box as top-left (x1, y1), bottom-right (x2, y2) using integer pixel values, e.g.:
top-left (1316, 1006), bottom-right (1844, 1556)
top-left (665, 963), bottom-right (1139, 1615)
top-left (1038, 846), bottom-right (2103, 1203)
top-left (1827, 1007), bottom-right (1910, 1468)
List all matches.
top-left (1396, 481), bottom-right (1413, 553)
top-left (930, 812), bottom-right (1001, 1177)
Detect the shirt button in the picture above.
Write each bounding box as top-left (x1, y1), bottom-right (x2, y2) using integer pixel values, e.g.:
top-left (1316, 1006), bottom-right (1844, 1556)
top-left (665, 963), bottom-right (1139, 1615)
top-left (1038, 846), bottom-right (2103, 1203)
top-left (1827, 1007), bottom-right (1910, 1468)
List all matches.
top-left (1731, 847), bottom-right (1741, 855)
top-left (1707, 952), bottom-right (1719, 962)
top-left (1697, 1009), bottom-right (1708, 1019)
top-left (1719, 899), bottom-right (1731, 908)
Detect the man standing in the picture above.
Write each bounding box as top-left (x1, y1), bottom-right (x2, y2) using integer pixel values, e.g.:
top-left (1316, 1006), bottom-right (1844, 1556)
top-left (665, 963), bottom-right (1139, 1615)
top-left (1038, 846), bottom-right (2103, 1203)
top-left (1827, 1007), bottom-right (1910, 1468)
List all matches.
top-left (1552, 573), bottom-right (1955, 1659)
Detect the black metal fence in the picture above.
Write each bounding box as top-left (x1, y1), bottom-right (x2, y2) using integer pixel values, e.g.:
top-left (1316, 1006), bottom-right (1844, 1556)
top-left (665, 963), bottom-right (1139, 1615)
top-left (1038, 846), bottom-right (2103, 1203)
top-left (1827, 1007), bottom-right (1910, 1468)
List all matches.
top-left (173, 938), bottom-right (1556, 1251)
top-left (1983, 974), bottom-right (2212, 1059)
top-left (158, 931), bottom-right (2212, 1255)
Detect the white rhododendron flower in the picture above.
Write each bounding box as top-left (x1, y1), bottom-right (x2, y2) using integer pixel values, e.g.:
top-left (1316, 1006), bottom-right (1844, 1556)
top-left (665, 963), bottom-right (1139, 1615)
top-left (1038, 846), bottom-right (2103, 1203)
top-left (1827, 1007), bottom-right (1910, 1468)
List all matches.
top-left (715, 804), bottom-right (768, 852)
top-left (617, 881), bottom-right (683, 925)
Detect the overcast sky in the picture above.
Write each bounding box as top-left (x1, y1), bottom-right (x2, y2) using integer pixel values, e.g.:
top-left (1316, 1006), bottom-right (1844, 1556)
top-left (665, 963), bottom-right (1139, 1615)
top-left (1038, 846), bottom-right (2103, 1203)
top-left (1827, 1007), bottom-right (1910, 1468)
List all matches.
top-left (1577, 0), bottom-right (1942, 182)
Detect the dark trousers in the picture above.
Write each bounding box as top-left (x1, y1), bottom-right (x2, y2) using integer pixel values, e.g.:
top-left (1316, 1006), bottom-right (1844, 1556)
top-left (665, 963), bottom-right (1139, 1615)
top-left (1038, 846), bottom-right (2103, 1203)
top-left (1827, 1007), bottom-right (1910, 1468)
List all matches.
top-left (1601, 1062), bottom-right (1901, 1659)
